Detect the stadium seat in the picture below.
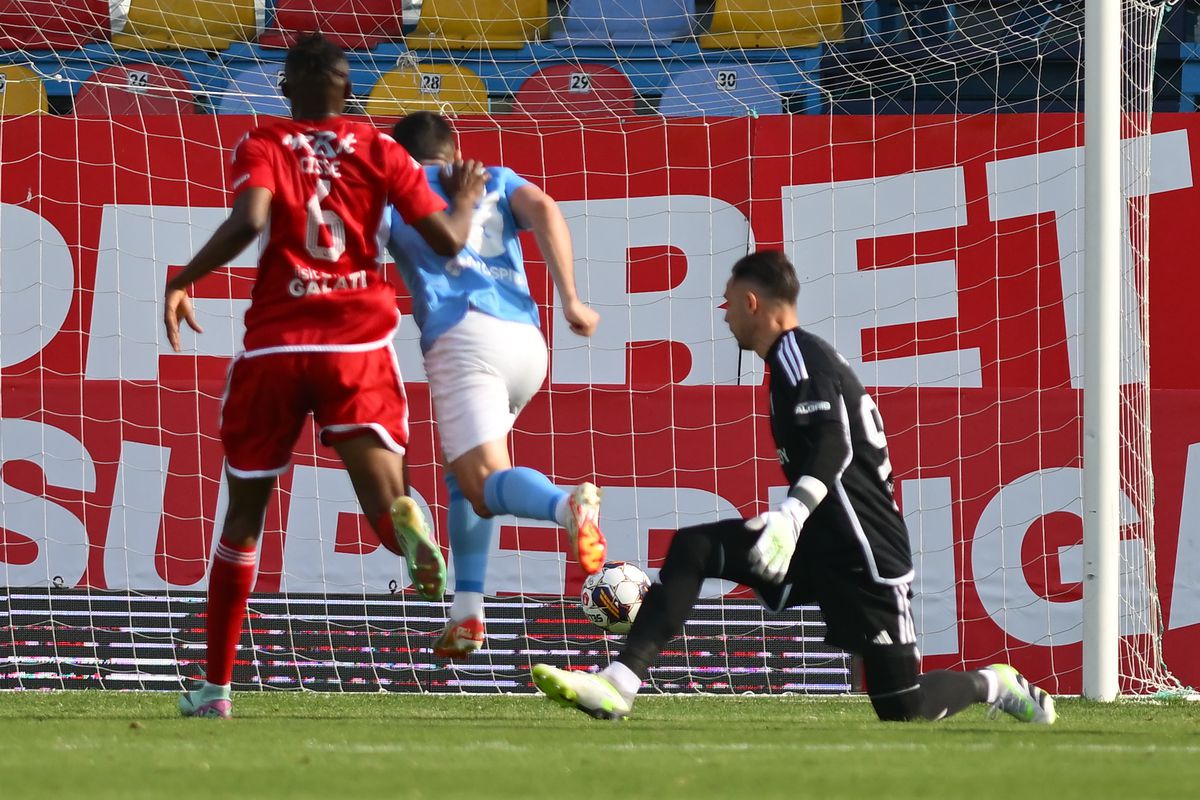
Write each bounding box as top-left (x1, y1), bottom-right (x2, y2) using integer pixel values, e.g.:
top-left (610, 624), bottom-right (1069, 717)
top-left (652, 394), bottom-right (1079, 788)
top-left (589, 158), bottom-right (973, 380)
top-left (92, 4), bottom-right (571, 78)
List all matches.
top-left (699, 0), bottom-right (842, 49)
top-left (111, 0), bottom-right (262, 51)
top-left (74, 63), bottom-right (196, 115)
top-left (657, 64), bottom-right (782, 116)
top-left (215, 63), bottom-right (289, 115)
top-left (553, 0), bottom-right (696, 46)
top-left (405, 0), bottom-right (547, 50)
top-left (364, 64), bottom-right (488, 115)
top-left (0, 64), bottom-right (48, 115)
top-left (259, 0), bottom-right (405, 49)
top-left (513, 63), bottom-right (635, 117)
top-left (0, 0), bottom-right (109, 49)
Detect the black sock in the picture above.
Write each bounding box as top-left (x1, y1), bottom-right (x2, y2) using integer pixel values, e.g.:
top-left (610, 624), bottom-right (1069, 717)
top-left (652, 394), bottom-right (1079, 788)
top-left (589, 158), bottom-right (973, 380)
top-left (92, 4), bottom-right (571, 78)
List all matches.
top-left (617, 527), bottom-right (721, 679)
top-left (915, 670), bottom-right (989, 720)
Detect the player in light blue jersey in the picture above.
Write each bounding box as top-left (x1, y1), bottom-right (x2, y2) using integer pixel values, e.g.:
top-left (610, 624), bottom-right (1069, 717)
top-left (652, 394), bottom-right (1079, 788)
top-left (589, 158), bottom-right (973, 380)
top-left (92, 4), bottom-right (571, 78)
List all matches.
top-left (388, 112), bottom-right (606, 659)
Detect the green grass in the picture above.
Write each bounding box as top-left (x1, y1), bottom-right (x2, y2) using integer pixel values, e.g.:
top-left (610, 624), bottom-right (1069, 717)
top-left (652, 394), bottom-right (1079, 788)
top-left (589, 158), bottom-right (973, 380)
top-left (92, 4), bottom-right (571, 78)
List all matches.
top-left (2, 692), bottom-right (1198, 799)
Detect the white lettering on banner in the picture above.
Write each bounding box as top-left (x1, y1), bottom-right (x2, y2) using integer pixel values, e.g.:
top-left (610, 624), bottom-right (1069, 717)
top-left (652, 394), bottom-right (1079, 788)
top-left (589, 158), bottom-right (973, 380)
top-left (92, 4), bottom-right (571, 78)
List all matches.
top-left (0, 420), bottom-right (93, 588)
top-left (489, 487), bottom-right (742, 597)
top-left (84, 205), bottom-right (425, 382)
top-left (103, 440), bottom-right (208, 591)
top-left (972, 467), bottom-right (1150, 645)
top-left (485, 516), bottom-right (564, 596)
top-left (771, 480), bottom-right (959, 654)
top-left (0, 204), bottom-right (74, 368)
top-left (781, 168), bottom-right (982, 389)
top-left (394, 314), bottom-right (426, 382)
top-left (87, 205), bottom-right (254, 379)
top-left (553, 195), bottom-right (754, 386)
top-left (280, 465), bottom-right (428, 594)
top-left (1169, 442), bottom-right (1200, 629)
top-left (987, 130), bottom-right (1193, 388)
top-left (898, 477), bottom-right (959, 656)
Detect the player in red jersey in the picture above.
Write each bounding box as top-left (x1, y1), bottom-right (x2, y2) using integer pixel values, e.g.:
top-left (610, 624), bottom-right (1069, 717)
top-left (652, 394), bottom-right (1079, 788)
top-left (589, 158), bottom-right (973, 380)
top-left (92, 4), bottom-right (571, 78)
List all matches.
top-left (165, 34), bottom-right (486, 718)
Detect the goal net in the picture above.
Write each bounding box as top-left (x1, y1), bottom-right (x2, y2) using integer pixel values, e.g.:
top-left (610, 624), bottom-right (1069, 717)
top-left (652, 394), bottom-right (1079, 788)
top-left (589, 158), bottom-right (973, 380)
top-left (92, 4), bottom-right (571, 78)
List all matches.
top-left (1, 0), bottom-right (1194, 696)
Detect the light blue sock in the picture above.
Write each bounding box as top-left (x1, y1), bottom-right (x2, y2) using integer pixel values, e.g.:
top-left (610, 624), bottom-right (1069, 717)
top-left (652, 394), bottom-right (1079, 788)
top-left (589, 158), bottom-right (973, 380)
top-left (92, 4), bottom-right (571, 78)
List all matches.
top-left (446, 474), bottom-right (494, 595)
top-left (483, 467), bottom-right (568, 524)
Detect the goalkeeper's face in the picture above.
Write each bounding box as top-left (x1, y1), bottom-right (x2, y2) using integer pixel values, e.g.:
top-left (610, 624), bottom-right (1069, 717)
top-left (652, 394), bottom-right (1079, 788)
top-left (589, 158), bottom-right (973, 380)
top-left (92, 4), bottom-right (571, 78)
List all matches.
top-left (722, 277), bottom-right (757, 351)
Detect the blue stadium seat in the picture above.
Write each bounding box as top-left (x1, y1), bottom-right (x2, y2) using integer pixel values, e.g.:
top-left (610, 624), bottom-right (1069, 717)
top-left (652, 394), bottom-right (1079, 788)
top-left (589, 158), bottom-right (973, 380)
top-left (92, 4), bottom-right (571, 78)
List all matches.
top-left (215, 62), bottom-right (288, 115)
top-left (1179, 43), bottom-right (1200, 111)
top-left (553, 0), bottom-right (696, 46)
top-left (657, 64), bottom-right (783, 116)
top-left (220, 42), bottom-right (400, 106)
top-left (0, 43), bottom-right (220, 99)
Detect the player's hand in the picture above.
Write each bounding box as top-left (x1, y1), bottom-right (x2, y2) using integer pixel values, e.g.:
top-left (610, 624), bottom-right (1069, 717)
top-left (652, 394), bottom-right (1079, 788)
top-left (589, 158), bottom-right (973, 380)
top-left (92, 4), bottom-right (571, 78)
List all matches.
top-left (745, 498), bottom-right (809, 583)
top-left (164, 286), bottom-right (203, 353)
top-left (441, 159), bottom-right (488, 206)
top-left (563, 300), bottom-right (600, 337)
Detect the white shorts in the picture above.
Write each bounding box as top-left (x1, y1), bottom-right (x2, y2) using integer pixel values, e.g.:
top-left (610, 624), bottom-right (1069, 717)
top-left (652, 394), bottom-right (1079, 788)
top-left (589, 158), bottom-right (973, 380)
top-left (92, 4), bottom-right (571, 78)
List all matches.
top-left (425, 311), bottom-right (549, 463)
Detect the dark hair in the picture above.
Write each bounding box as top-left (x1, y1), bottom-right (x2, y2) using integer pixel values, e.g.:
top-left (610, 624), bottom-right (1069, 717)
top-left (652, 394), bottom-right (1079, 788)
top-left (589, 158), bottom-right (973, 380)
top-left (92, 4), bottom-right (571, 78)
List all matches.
top-left (730, 250), bottom-right (800, 304)
top-left (284, 33), bottom-right (347, 87)
top-left (392, 111), bottom-right (455, 162)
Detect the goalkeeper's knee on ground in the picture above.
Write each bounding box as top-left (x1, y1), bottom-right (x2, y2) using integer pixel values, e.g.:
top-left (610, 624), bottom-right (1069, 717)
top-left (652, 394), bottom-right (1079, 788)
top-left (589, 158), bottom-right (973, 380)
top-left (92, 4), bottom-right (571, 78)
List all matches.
top-left (863, 646), bottom-right (922, 722)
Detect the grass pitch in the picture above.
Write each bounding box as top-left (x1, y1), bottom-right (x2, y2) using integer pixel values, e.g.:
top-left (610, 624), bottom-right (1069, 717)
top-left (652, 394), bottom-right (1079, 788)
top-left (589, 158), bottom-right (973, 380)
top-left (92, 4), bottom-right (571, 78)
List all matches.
top-left (2, 692), bottom-right (1198, 800)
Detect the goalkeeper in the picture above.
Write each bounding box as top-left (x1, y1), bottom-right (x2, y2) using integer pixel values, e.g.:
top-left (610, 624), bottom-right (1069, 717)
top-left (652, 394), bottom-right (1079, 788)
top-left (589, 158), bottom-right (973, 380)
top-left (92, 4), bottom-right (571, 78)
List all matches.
top-left (533, 250), bottom-right (1057, 725)
top-left (387, 112), bottom-right (605, 660)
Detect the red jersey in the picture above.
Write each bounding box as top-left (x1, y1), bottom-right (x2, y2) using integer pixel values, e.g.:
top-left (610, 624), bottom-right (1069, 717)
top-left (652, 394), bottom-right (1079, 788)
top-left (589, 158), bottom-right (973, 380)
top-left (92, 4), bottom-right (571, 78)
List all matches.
top-left (229, 118), bottom-right (446, 353)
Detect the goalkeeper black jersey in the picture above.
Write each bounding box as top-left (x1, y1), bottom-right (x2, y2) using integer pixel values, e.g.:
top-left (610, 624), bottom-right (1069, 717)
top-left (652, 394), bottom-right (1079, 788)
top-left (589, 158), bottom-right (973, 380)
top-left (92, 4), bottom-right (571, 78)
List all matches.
top-left (765, 327), bottom-right (914, 584)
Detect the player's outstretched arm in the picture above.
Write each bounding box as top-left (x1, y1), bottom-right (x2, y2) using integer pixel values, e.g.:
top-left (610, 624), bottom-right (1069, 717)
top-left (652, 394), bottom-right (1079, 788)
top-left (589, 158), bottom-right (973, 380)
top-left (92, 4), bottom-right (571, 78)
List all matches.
top-left (511, 183), bottom-right (598, 337)
top-left (410, 159), bottom-right (487, 257)
top-left (163, 187), bottom-right (271, 352)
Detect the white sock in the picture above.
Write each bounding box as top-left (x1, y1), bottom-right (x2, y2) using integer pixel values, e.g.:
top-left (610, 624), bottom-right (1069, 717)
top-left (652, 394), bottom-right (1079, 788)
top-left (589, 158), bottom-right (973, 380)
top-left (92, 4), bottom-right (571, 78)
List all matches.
top-left (449, 591), bottom-right (485, 621)
top-left (600, 661), bottom-right (642, 701)
top-left (979, 668), bottom-right (999, 704)
top-left (554, 495), bottom-right (571, 528)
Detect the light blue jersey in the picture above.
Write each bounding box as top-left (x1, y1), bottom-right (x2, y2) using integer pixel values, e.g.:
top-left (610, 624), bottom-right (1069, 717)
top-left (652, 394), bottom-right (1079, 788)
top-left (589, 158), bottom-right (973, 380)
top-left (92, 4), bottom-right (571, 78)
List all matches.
top-left (388, 165), bottom-right (539, 353)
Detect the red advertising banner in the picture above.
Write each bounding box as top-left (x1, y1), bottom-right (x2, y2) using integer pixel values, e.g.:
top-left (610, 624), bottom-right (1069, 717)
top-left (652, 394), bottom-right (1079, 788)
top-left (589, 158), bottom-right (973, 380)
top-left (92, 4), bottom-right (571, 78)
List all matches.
top-left (2, 114), bottom-right (1199, 693)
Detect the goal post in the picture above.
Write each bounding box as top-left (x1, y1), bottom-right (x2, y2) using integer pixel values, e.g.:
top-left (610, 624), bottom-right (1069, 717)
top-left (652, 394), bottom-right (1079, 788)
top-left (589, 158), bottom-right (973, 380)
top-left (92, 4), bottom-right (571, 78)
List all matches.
top-left (1082, 0), bottom-right (1124, 704)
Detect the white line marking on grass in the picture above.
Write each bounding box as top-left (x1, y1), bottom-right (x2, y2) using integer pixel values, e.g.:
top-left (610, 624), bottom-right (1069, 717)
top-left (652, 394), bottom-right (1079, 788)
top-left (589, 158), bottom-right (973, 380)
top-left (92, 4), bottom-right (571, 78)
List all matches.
top-left (305, 740), bottom-right (1200, 757)
top-left (304, 741), bottom-right (936, 755)
top-left (1054, 744), bottom-right (1200, 754)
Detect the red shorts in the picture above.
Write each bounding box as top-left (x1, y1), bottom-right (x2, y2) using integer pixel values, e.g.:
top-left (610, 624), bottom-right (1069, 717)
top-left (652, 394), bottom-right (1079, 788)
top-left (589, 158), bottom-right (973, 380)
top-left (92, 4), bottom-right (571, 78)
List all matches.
top-left (220, 346), bottom-right (410, 478)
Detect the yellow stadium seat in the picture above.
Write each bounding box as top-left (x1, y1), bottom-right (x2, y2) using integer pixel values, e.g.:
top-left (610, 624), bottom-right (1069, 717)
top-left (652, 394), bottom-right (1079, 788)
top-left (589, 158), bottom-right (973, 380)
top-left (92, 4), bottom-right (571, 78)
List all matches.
top-left (405, 0), bottom-right (547, 50)
top-left (365, 65), bottom-right (489, 116)
top-left (700, 0), bottom-right (842, 49)
top-left (0, 65), bottom-right (48, 116)
top-left (111, 0), bottom-right (261, 51)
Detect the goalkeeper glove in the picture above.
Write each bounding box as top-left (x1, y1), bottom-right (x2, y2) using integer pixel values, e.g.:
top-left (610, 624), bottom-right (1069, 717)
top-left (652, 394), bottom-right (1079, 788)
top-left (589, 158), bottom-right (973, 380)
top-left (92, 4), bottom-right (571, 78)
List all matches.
top-left (745, 498), bottom-right (809, 583)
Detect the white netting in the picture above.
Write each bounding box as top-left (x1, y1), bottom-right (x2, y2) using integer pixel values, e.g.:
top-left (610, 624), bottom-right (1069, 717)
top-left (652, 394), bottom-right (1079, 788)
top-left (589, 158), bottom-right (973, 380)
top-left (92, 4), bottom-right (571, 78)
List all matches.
top-left (1119, 0), bottom-right (1178, 694)
top-left (0, 0), bottom-right (1192, 695)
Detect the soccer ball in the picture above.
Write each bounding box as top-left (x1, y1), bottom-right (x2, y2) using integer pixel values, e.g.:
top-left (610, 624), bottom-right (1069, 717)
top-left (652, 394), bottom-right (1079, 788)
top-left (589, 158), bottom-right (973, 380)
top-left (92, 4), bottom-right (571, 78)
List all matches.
top-left (580, 561), bottom-right (651, 634)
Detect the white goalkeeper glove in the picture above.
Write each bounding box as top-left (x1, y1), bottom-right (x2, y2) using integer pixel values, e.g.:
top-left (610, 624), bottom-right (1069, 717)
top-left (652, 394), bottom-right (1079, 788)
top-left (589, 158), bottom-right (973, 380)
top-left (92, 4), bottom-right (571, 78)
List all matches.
top-left (745, 498), bottom-right (809, 583)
